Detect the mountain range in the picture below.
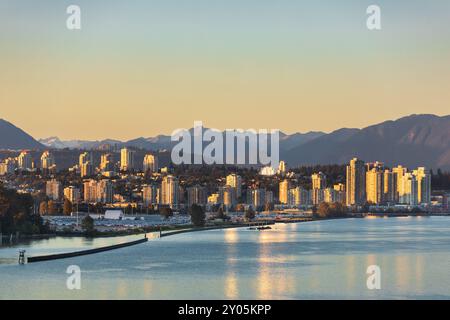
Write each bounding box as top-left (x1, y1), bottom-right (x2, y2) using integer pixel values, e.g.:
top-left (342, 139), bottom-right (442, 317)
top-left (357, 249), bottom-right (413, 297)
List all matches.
top-left (1, 114), bottom-right (450, 170)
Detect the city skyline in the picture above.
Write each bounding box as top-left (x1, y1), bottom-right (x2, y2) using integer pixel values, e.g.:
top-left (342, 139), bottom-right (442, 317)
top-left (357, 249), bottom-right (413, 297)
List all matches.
top-left (1, 1), bottom-right (450, 140)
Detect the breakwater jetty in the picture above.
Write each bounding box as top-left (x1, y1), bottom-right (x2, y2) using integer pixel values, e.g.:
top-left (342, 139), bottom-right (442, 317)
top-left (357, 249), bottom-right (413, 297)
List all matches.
top-left (26, 237), bottom-right (148, 263)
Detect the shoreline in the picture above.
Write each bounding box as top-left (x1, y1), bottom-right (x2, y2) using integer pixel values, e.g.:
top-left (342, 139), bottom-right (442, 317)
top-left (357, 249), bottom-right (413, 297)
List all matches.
top-left (2, 213), bottom-right (449, 243)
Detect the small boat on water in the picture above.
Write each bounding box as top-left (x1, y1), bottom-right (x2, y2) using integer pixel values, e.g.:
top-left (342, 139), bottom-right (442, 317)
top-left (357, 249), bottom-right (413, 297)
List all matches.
top-left (248, 226), bottom-right (272, 231)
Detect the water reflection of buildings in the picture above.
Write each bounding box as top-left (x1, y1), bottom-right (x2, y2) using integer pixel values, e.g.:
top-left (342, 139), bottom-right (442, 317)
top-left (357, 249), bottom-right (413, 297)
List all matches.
top-left (224, 229), bottom-right (239, 299)
top-left (256, 229), bottom-right (296, 299)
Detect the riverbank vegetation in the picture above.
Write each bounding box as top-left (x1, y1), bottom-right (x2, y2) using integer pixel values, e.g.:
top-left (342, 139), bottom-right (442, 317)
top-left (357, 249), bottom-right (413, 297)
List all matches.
top-left (0, 184), bottom-right (49, 235)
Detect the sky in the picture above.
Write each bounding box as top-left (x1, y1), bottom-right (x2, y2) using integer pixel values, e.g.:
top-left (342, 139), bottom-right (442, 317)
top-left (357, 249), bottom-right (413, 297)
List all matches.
top-left (1, 0), bottom-right (449, 140)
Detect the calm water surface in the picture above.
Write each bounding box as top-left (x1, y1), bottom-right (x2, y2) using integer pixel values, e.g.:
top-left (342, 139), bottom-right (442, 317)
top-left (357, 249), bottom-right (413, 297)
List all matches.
top-left (1, 217), bottom-right (450, 299)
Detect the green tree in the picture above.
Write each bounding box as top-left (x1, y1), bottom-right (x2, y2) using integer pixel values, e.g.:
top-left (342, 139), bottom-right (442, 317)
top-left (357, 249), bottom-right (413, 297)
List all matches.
top-left (244, 207), bottom-right (256, 221)
top-left (159, 206), bottom-right (173, 219)
top-left (215, 207), bottom-right (225, 220)
top-left (190, 204), bottom-right (206, 227)
top-left (81, 215), bottom-right (95, 235)
top-left (0, 185), bottom-right (45, 234)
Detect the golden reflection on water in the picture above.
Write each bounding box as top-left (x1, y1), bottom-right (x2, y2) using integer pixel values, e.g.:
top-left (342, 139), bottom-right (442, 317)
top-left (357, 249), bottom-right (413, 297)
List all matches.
top-left (224, 228), bottom-right (239, 299)
top-left (224, 272), bottom-right (238, 299)
top-left (224, 229), bottom-right (239, 244)
top-left (143, 279), bottom-right (153, 297)
top-left (415, 255), bottom-right (424, 292)
top-left (116, 279), bottom-right (128, 299)
top-left (345, 255), bottom-right (356, 291)
top-left (395, 255), bottom-right (410, 291)
top-left (256, 228), bottom-right (295, 299)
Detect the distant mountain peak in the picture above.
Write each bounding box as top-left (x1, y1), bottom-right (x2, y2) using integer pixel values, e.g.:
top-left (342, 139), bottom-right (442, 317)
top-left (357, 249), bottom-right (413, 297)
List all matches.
top-left (0, 119), bottom-right (44, 150)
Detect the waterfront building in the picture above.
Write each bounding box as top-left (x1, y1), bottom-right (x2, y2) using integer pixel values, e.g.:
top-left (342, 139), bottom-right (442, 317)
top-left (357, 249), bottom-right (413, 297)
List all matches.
top-left (249, 188), bottom-right (266, 209)
top-left (143, 154), bottom-right (158, 173)
top-left (161, 175), bottom-right (179, 208)
top-left (383, 170), bottom-right (396, 204)
top-left (46, 179), bottom-right (62, 201)
top-left (83, 179), bottom-right (113, 204)
top-left (333, 183), bottom-right (346, 203)
top-left (120, 148), bottom-right (135, 171)
top-left (392, 165), bottom-right (408, 202)
top-left (226, 174), bottom-right (242, 199)
top-left (312, 188), bottom-right (325, 205)
top-left (288, 187), bottom-right (310, 207)
top-left (312, 172), bottom-right (327, 190)
top-left (265, 190), bottom-right (274, 205)
top-left (366, 167), bottom-right (384, 205)
top-left (398, 172), bottom-right (418, 205)
top-left (96, 180), bottom-right (114, 204)
top-left (207, 193), bottom-right (220, 205)
top-left (413, 167), bottom-right (431, 205)
top-left (83, 180), bottom-right (97, 203)
top-left (346, 158), bottom-right (366, 206)
top-left (219, 185), bottom-right (236, 210)
top-left (64, 186), bottom-right (80, 203)
top-left (279, 179), bottom-right (290, 204)
top-left (324, 188), bottom-right (339, 203)
top-left (187, 185), bottom-right (207, 207)
top-left (142, 184), bottom-right (158, 206)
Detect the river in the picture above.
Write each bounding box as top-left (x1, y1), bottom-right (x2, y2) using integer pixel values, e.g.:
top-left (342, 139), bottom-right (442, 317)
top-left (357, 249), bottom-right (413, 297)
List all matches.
top-left (1, 216), bottom-right (450, 299)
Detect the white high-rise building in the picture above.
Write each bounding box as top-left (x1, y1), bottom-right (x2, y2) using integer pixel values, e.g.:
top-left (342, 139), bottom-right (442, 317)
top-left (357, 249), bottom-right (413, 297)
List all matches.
top-left (120, 148), bottom-right (135, 171)
top-left (0, 158), bottom-right (16, 175)
top-left (288, 187), bottom-right (310, 207)
top-left (392, 165), bottom-right (408, 202)
top-left (83, 179), bottom-right (113, 204)
top-left (143, 154), bottom-right (158, 173)
top-left (346, 158), bottom-right (366, 206)
top-left (312, 172), bottom-right (326, 190)
top-left (40, 151), bottom-right (56, 170)
top-left (249, 188), bottom-right (266, 209)
top-left (142, 184), bottom-right (159, 206)
top-left (64, 186), bottom-right (80, 203)
top-left (219, 185), bottom-right (236, 210)
top-left (79, 152), bottom-right (93, 167)
top-left (279, 179), bottom-right (290, 204)
top-left (100, 153), bottom-right (114, 172)
top-left (161, 175), bottom-right (179, 208)
top-left (46, 179), bottom-right (62, 201)
top-left (187, 185), bottom-right (207, 207)
top-left (278, 161), bottom-right (287, 174)
top-left (96, 180), bottom-right (114, 204)
top-left (366, 167), bottom-right (384, 205)
top-left (80, 162), bottom-right (94, 177)
top-left (413, 167), bottom-right (431, 205)
top-left (17, 151), bottom-right (33, 170)
top-left (398, 172), bottom-right (418, 205)
top-left (226, 174), bottom-right (242, 199)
